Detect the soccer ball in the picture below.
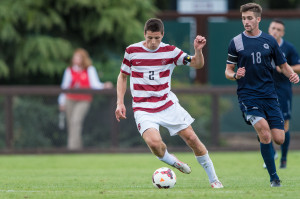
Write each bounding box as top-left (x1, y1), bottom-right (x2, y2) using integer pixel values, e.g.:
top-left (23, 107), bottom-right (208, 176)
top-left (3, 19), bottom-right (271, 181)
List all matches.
top-left (152, 167), bottom-right (176, 189)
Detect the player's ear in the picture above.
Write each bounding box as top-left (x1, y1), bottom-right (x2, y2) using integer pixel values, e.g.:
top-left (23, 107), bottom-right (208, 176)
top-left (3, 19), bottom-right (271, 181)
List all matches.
top-left (257, 17), bottom-right (261, 23)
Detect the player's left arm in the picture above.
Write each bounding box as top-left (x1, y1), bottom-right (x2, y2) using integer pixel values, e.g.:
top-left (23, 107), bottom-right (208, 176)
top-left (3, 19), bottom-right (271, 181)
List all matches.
top-left (189, 35), bottom-right (206, 69)
top-left (279, 62), bottom-right (300, 83)
top-left (291, 64), bottom-right (300, 74)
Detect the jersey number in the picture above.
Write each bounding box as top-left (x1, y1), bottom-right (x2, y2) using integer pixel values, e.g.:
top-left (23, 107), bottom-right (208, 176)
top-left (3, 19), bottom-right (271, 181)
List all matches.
top-left (251, 52), bottom-right (261, 64)
top-left (149, 71), bottom-right (154, 80)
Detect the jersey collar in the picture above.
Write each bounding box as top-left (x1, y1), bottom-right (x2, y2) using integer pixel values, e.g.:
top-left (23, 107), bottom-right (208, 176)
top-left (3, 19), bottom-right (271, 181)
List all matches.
top-left (141, 41), bottom-right (162, 52)
top-left (242, 30), bottom-right (262, 38)
top-left (279, 38), bottom-right (284, 47)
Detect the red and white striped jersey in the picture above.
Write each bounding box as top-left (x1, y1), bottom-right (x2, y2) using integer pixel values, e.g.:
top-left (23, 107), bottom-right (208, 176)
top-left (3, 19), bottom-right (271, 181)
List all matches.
top-left (120, 41), bottom-right (190, 113)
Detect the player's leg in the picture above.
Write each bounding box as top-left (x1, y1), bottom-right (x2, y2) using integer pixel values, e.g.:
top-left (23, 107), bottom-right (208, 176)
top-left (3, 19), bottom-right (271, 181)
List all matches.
top-left (178, 126), bottom-right (207, 156)
top-left (142, 128), bottom-right (166, 158)
top-left (271, 128), bottom-right (285, 145)
top-left (278, 96), bottom-right (291, 168)
top-left (178, 126), bottom-right (223, 188)
top-left (280, 120), bottom-right (290, 168)
top-left (254, 118), bottom-right (281, 187)
top-left (135, 111), bottom-right (188, 172)
top-left (263, 142), bottom-right (278, 169)
top-left (142, 128), bottom-right (191, 174)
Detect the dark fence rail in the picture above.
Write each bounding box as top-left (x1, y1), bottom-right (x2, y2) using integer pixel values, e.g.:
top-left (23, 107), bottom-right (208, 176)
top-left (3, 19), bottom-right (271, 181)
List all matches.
top-left (1, 86), bottom-right (300, 153)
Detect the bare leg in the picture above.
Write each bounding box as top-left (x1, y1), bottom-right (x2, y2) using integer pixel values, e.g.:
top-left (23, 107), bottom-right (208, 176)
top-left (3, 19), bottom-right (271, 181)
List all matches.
top-left (254, 118), bottom-right (281, 183)
top-left (142, 128), bottom-right (166, 158)
top-left (179, 125), bottom-right (221, 186)
top-left (178, 125), bottom-right (207, 156)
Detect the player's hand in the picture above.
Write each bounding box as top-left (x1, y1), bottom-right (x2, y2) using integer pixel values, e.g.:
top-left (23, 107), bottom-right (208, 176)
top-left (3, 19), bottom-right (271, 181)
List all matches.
top-left (115, 103), bottom-right (127, 122)
top-left (236, 67), bottom-right (246, 79)
top-left (103, 81), bottom-right (113, 89)
top-left (194, 35), bottom-right (206, 51)
top-left (289, 73), bottom-right (299, 84)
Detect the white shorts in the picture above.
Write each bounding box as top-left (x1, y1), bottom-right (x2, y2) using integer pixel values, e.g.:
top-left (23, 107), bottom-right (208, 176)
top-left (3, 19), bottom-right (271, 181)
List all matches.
top-left (134, 102), bottom-right (195, 136)
top-left (245, 114), bottom-right (263, 126)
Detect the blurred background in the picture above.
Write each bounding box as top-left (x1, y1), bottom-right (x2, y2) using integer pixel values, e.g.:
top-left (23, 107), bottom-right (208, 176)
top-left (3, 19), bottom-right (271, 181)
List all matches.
top-left (0, 0), bottom-right (300, 153)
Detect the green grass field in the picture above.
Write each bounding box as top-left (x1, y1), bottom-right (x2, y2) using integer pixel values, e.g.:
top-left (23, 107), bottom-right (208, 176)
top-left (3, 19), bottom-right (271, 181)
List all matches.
top-left (0, 151), bottom-right (300, 199)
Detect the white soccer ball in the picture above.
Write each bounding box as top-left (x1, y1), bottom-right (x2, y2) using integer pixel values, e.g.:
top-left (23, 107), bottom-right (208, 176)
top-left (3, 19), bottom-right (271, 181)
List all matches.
top-left (152, 167), bottom-right (176, 189)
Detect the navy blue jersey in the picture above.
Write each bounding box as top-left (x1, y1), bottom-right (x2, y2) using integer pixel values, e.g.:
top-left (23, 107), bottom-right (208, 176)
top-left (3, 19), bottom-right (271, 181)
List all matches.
top-left (273, 39), bottom-right (300, 94)
top-left (227, 31), bottom-right (286, 101)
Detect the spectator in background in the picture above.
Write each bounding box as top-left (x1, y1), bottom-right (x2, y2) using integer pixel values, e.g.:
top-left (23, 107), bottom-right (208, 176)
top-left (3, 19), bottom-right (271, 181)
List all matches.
top-left (58, 48), bottom-right (113, 150)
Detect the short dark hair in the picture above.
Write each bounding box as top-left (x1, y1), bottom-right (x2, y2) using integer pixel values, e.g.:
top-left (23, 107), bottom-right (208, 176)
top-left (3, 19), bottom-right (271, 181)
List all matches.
top-left (271, 18), bottom-right (285, 27)
top-left (240, 3), bottom-right (262, 17)
top-left (144, 18), bottom-right (164, 34)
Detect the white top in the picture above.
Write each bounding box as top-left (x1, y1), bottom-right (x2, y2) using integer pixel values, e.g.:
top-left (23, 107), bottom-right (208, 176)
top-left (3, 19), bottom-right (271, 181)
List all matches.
top-left (58, 65), bottom-right (104, 105)
top-left (120, 41), bottom-right (189, 113)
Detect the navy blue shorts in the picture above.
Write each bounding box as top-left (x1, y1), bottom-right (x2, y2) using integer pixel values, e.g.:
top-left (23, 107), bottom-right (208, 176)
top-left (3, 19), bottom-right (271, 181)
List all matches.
top-left (277, 90), bottom-right (292, 120)
top-left (239, 98), bottom-right (284, 130)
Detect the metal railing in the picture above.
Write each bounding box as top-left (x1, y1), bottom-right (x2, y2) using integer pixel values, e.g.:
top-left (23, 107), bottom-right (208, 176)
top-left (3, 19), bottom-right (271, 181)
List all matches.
top-left (1, 86), bottom-right (300, 152)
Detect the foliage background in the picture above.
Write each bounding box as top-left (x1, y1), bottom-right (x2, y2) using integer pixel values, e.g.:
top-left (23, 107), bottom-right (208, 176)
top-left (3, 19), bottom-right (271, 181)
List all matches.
top-left (0, 0), bottom-right (156, 85)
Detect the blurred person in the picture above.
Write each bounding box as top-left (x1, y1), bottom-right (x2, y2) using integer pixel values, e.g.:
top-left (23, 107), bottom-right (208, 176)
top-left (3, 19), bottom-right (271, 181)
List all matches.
top-left (225, 3), bottom-right (299, 187)
top-left (58, 48), bottom-right (113, 150)
top-left (115, 18), bottom-right (223, 188)
top-left (260, 19), bottom-right (300, 169)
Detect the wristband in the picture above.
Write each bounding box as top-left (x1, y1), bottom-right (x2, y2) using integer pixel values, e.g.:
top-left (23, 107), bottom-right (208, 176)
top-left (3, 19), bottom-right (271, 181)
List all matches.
top-left (233, 73), bottom-right (237, 80)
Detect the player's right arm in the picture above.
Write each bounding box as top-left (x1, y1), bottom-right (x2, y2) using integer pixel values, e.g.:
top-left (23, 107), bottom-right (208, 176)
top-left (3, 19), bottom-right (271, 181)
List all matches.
top-left (225, 64), bottom-right (236, 80)
top-left (225, 64), bottom-right (245, 80)
top-left (115, 72), bottom-right (128, 122)
top-left (225, 38), bottom-right (246, 81)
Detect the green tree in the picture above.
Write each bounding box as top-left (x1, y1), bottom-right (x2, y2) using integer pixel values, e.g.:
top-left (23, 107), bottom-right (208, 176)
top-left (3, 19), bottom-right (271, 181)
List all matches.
top-left (0, 0), bottom-right (156, 84)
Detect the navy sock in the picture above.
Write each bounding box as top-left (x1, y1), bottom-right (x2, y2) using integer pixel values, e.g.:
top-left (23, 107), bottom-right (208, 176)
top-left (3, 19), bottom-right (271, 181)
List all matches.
top-left (260, 142), bottom-right (279, 181)
top-left (271, 142), bottom-right (276, 155)
top-left (281, 131), bottom-right (290, 162)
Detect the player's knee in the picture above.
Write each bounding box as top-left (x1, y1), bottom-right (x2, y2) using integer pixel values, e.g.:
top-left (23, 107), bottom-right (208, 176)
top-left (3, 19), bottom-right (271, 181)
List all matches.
top-left (184, 133), bottom-right (199, 146)
top-left (258, 132), bottom-right (272, 144)
top-left (147, 139), bottom-right (165, 151)
top-left (274, 137), bottom-right (284, 145)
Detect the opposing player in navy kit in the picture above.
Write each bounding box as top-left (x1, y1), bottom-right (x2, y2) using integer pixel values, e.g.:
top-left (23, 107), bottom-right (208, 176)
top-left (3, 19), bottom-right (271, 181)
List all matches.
top-left (267, 19), bottom-right (300, 169)
top-left (225, 3), bottom-right (299, 187)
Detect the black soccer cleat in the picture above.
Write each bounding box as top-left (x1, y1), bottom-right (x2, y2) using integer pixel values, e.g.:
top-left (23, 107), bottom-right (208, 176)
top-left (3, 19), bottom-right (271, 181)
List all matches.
top-left (280, 161), bottom-right (287, 169)
top-left (270, 179), bottom-right (282, 187)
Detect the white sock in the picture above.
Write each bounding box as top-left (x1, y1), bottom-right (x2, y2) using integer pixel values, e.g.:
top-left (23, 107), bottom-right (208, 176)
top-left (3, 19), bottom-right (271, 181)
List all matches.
top-left (158, 149), bottom-right (177, 166)
top-left (196, 152), bottom-right (218, 183)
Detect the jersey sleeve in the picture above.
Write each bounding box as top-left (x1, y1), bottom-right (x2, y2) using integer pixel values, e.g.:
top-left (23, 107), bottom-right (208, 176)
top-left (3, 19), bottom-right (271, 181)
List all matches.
top-left (120, 48), bottom-right (131, 75)
top-left (226, 40), bottom-right (238, 65)
top-left (88, 66), bottom-right (104, 89)
top-left (58, 68), bottom-right (72, 106)
top-left (173, 47), bottom-right (190, 66)
top-left (288, 45), bottom-right (300, 66)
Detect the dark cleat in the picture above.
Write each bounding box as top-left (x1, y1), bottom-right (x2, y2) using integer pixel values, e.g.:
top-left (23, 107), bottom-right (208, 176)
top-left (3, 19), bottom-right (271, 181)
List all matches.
top-left (270, 179), bottom-right (282, 187)
top-left (280, 161), bottom-right (287, 169)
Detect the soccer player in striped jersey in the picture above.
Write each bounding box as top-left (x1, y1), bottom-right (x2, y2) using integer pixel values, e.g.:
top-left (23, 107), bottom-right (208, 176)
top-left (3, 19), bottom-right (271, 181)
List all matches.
top-left (225, 3), bottom-right (299, 187)
top-left (264, 19), bottom-right (300, 169)
top-left (115, 18), bottom-right (223, 188)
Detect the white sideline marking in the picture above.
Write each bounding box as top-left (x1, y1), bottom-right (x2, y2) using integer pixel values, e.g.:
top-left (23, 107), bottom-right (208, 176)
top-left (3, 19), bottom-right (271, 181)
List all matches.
top-left (0, 190), bottom-right (41, 193)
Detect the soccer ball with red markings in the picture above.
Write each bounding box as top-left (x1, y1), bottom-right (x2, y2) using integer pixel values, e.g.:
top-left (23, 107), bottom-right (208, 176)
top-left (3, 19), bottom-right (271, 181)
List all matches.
top-left (152, 167), bottom-right (176, 189)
